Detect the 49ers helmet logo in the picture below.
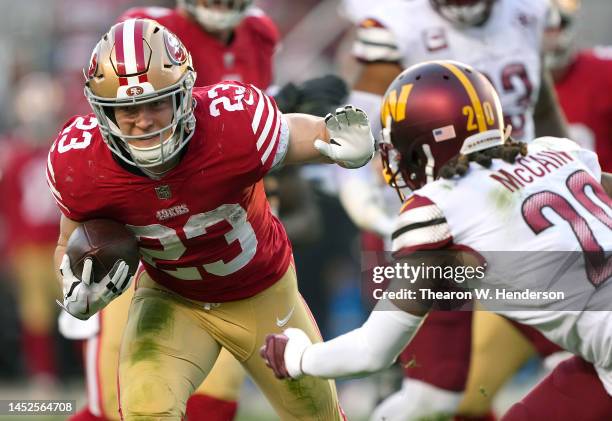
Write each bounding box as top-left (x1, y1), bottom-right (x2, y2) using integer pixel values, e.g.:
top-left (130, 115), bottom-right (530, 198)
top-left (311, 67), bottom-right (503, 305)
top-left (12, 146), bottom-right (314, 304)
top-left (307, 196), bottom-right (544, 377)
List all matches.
top-left (86, 44), bottom-right (99, 80)
top-left (126, 86), bottom-right (144, 96)
top-left (163, 30), bottom-right (187, 65)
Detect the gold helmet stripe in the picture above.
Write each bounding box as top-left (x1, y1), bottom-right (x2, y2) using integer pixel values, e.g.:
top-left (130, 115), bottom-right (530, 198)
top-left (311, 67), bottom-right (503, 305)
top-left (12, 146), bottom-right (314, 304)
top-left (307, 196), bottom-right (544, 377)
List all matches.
top-left (438, 62), bottom-right (487, 132)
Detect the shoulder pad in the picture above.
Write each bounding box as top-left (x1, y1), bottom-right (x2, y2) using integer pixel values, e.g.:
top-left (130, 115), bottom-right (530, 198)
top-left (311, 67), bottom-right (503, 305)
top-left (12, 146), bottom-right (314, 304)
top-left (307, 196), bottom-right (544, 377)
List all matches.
top-left (352, 18), bottom-right (401, 63)
top-left (392, 195), bottom-right (452, 256)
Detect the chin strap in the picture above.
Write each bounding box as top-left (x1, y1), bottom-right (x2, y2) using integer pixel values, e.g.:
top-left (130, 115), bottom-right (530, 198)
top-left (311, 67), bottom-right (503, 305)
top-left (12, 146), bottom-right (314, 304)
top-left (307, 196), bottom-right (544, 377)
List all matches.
top-left (422, 144), bottom-right (436, 184)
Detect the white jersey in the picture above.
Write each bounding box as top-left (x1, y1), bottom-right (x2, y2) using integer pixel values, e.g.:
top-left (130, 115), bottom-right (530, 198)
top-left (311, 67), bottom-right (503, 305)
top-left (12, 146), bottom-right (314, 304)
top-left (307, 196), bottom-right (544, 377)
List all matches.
top-left (392, 137), bottom-right (612, 393)
top-left (353, 0), bottom-right (552, 141)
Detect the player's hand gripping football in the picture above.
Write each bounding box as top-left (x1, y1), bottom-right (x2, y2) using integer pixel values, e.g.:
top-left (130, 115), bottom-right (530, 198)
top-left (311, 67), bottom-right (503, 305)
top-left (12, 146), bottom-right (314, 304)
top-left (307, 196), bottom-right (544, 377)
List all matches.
top-left (260, 328), bottom-right (313, 379)
top-left (315, 105), bottom-right (375, 169)
top-left (57, 255), bottom-right (132, 320)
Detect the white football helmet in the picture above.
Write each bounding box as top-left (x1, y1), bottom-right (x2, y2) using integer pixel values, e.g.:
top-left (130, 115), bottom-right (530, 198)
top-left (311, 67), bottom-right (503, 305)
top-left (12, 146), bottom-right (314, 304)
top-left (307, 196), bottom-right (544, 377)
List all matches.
top-left (84, 19), bottom-right (196, 175)
top-left (178, 0), bottom-right (253, 32)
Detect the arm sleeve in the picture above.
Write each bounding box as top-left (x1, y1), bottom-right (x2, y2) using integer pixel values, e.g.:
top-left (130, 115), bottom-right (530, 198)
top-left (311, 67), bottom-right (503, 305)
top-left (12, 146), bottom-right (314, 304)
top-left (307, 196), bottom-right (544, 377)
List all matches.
top-left (301, 303), bottom-right (424, 378)
top-left (392, 194), bottom-right (453, 257)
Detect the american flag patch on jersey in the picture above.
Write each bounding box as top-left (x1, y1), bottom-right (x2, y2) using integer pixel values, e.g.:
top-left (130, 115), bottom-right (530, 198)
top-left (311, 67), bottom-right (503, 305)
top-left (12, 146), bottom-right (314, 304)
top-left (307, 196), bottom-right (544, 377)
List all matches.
top-left (433, 125), bottom-right (456, 142)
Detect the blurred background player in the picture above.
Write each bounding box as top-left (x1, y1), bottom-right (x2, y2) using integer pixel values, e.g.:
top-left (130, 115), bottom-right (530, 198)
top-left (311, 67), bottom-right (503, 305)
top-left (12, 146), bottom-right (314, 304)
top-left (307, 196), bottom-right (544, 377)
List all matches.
top-left (336, 0), bottom-right (569, 419)
top-left (546, 0), bottom-right (612, 171)
top-left (0, 73), bottom-right (63, 394)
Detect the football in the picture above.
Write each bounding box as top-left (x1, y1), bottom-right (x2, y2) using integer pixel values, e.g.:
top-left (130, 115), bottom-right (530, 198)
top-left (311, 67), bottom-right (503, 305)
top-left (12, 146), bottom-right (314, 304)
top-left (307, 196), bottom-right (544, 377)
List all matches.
top-left (66, 219), bottom-right (140, 284)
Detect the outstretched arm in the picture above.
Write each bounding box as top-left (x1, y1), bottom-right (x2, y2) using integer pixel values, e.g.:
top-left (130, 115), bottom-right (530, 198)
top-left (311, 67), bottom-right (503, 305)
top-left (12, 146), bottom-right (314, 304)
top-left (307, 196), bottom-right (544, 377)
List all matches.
top-left (282, 106), bottom-right (375, 168)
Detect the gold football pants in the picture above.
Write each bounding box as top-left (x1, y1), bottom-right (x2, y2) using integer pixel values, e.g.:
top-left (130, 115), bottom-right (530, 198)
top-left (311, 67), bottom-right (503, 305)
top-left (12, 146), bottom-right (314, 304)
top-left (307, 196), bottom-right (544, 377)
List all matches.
top-left (457, 311), bottom-right (537, 416)
top-left (118, 264), bottom-right (342, 420)
top-left (89, 283), bottom-right (245, 420)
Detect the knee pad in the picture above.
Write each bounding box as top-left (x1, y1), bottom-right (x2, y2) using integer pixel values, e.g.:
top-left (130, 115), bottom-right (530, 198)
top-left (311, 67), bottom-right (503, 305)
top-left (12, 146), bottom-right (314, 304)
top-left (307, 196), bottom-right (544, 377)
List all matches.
top-left (120, 376), bottom-right (179, 419)
top-left (371, 378), bottom-right (463, 421)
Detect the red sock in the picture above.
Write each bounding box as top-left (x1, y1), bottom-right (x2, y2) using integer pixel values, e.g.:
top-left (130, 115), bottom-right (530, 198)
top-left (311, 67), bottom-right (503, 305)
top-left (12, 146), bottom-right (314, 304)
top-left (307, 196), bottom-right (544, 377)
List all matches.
top-left (185, 394), bottom-right (238, 421)
top-left (68, 407), bottom-right (108, 421)
top-left (22, 329), bottom-right (57, 378)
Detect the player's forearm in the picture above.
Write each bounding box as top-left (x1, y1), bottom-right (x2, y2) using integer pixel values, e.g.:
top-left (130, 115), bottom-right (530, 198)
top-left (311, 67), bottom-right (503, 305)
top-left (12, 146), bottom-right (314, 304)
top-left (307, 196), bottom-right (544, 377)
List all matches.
top-left (54, 244), bottom-right (67, 287)
top-left (300, 307), bottom-right (423, 378)
top-left (534, 70), bottom-right (569, 139)
top-left (283, 113), bottom-right (333, 165)
top-left (55, 215), bottom-right (82, 286)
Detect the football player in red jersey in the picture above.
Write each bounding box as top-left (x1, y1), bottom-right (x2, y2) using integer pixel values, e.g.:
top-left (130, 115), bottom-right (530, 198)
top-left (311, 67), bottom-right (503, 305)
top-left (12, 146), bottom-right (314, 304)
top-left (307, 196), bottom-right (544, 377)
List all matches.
top-left (66, 3), bottom-right (346, 420)
top-left (262, 60), bottom-right (612, 421)
top-left (119, 0), bottom-right (277, 88)
top-left (0, 73), bottom-right (63, 391)
top-left (546, 0), bottom-right (612, 171)
top-left (48, 18), bottom-right (374, 421)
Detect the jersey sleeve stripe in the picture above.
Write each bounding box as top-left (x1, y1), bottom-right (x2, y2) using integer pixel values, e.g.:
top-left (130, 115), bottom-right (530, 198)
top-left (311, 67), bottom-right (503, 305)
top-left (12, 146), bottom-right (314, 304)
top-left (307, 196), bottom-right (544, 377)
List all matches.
top-left (261, 112), bottom-right (281, 165)
top-left (251, 86), bottom-right (266, 134)
top-left (255, 95), bottom-right (277, 151)
top-left (46, 179), bottom-right (70, 214)
top-left (392, 224), bottom-right (452, 252)
top-left (396, 203), bottom-right (445, 227)
top-left (45, 169), bottom-right (62, 200)
top-left (391, 217), bottom-right (447, 240)
top-left (46, 151), bottom-right (56, 183)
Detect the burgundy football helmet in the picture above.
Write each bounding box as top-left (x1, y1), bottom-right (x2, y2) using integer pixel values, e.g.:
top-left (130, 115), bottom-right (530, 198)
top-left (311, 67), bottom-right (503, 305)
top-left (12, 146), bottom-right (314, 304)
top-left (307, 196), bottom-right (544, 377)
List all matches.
top-left (379, 61), bottom-right (505, 198)
top-left (430, 0), bottom-right (496, 26)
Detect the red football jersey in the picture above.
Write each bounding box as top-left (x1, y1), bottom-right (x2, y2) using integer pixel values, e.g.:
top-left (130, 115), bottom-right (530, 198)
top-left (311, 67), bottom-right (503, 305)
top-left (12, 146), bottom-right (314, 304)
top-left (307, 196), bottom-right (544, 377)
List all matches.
top-left (554, 48), bottom-right (612, 172)
top-left (47, 82), bottom-right (291, 302)
top-left (118, 6), bottom-right (278, 89)
top-left (0, 141), bottom-right (60, 250)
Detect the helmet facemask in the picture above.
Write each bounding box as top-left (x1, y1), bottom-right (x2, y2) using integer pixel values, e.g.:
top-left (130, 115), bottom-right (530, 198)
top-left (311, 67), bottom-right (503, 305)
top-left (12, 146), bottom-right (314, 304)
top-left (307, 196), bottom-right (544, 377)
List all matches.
top-left (379, 125), bottom-right (422, 202)
top-left (86, 72), bottom-right (196, 176)
top-left (179, 0), bottom-right (252, 32)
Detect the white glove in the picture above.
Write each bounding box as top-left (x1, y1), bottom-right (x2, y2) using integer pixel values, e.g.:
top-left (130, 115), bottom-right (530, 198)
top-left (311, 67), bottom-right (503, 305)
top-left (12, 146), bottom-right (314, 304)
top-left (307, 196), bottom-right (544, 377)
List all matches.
top-left (283, 328), bottom-right (314, 378)
top-left (57, 255), bottom-right (132, 320)
top-left (314, 105), bottom-right (375, 169)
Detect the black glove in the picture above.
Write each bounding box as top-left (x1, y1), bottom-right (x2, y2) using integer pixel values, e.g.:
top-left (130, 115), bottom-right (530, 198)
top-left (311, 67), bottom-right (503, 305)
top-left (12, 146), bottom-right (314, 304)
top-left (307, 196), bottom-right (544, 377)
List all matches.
top-left (274, 75), bottom-right (349, 117)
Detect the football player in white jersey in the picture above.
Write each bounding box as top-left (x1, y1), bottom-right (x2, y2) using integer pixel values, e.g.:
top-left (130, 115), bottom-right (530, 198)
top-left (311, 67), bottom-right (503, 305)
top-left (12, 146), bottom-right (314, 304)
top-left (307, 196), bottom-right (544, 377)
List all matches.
top-left (336, 0), bottom-right (571, 418)
top-left (262, 60), bottom-right (612, 421)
